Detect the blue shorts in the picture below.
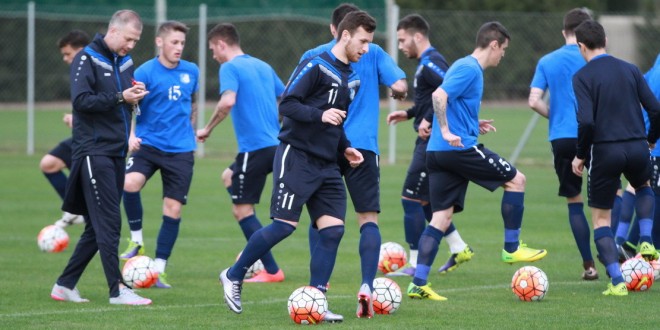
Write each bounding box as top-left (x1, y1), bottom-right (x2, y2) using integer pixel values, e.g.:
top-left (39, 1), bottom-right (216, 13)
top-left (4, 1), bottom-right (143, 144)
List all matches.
top-left (48, 137), bottom-right (73, 169)
top-left (339, 149), bottom-right (380, 213)
top-left (551, 138), bottom-right (582, 198)
top-left (402, 137), bottom-right (429, 202)
top-left (270, 143), bottom-right (347, 223)
top-left (427, 144), bottom-right (517, 213)
top-left (587, 140), bottom-right (651, 209)
top-left (126, 145), bottom-right (194, 205)
top-left (231, 146), bottom-right (276, 204)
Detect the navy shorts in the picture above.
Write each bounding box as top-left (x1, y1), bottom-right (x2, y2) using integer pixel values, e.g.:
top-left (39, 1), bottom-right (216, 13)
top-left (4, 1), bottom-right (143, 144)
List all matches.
top-left (231, 146), bottom-right (276, 204)
top-left (339, 149), bottom-right (380, 213)
top-left (270, 144), bottom-right (347, 223)
top-left (651, 156), bottom-right (660, 193)
top-left (427, 144), bottom-right (517, 213)
top-left (551, 138), bottom-right (582, 198)
top-left (402, 137), bottom-right (429, 201)
top-left (126, 145), bottom-right (194, 205)
top-left (48, 137), bottom-right (73, 169)
top-left (588, 140), bottom-right (651, 209)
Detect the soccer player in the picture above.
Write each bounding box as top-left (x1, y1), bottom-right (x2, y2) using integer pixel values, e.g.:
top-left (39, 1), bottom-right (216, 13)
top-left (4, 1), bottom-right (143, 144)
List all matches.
top-left (298, 3), bottom-right (406, 318)
top-left (647, 54), bottom-right (660, 248)
top-left (528, 8), bottom-right (598, 280)
top-left (119, 21), bottom-right (199, 289)
top-left (407, 21), bottom-right (548, 301)
top-left (219, 10), bottom-right (375, 316)
top-left (571, 20), bottom-right (660, 296)
top-left (51, 9), bottom-right (151, 305)
top-left (197, 22), bottom-right (286, 283)
top-left (41, 30), bottom-right (90, 228)
top-left (386, 14), bottom-right (473, 276)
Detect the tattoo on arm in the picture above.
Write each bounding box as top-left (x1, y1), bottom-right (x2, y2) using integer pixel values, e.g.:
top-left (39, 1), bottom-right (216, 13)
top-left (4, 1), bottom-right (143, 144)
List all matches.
top-left (433, 92), bottom-right (448, 129)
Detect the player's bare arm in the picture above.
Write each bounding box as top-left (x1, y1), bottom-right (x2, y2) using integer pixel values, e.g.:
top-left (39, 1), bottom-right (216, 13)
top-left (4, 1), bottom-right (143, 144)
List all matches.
top-left (390, 78), bottom-right (408, 100)
top-left (190, 94), bottom-right (198, 127)
top-left (527, 87), bottom-right (549, 118)
top-left (432, 87), bottom-right (463, 148)
top-left (321, 108), bottom-right (347, 126)
top-left (197, 90), bottom-right (235, 142)
top-left (478, 119), bottom-right (496, 134)
top-left (386, 110), bottom-right (408, 125)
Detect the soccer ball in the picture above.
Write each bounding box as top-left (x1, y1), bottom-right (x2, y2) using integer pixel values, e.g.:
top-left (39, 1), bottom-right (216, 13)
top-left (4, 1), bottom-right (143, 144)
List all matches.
top-left (372, 277), bottom-right (402, 314)
top-left (122, 255), bottom-right (159, 288)
top-left (37, 225), bottom-right (69, 253)
top-left (649, 259), bottom-right (660, 281)
top-left (236, 250), bottom-right (265, 279)
top-left (620, 257), bottom-right (654, 291)
top-left (287, 286), bottom-right (328, 324)
top-left (378, 242), bottom-right (407, 274)
top-left (511, 266), bottom-right (549, 301)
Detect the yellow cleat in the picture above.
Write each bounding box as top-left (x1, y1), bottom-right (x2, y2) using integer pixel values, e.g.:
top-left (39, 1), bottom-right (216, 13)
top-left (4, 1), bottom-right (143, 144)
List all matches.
top-left (639, 242), bottom-right (659, 261)
top-left (407, 282), bottom-right (447, 301)
top-left (602, 282), bottom-right (628, 296)
top-left (501, 242), bottom-right (547, 264)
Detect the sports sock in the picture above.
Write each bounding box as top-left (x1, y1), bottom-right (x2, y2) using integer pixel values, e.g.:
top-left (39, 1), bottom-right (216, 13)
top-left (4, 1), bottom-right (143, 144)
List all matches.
top-left (155, 216), bottom-right (180, 260)
top-left (154, 258), bottom-right (166, 274)
top-left (310, 225), bottom-right (345, 292)
top-left (229, 220), bottom-right (295, 281)
top-left (635, 186), bottom-right (654, 244)
top-left (412, 226), bottom-right (444, 286)
top-left (594, 227), bottom-right (624, 285)
top-left (402, 199), bottom-right (426, 250)
top-left (308, 224), bottom-right (320, 258)
top-left (654, 193), bottom-right (660, 246)
top-left (502, 191), bottom-right (524, 252)
top-left (239, 214), bottom-right (280, 274)
top-left (444, 224), bottom-right (467, 254)
top-left (616, 191), bottom-right (635, 245)
top-left (408, 249), bottom-right (418, 267)
top-left (611, 194), bottom-right (622, 237)
top-left (44, 171), bottom-right (67, 200)
top-left (359, 222), bottom-right (380, 291)
top-left (568, 202), bottom-right (593, 262)
top-left (123, 191), bottom-right (143, 232)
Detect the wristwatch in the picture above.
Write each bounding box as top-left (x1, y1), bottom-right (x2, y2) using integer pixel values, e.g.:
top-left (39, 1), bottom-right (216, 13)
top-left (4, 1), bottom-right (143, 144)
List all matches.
top-left (116, 92), bottom-right (125, 104)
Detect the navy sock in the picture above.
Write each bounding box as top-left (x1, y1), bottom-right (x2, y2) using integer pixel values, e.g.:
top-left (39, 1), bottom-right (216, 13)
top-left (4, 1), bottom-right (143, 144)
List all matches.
top-left (155, 216), bottom-right (180, 260)
top-left (123, 191), bottom-right (143, 231)
top-left (44, 171), bottom-right (67, 200)
top-left (568, 203), bottom-right (593, 262)
top-left (635, 187), bottom-right (655, 243)
top-left (616, 191), bottom-right (635, 244)
top-left (229, 221), bottom-right (295, 281)
top-left (654, 193), bottom-right (660, 246)
top-left (422, 203), bottom-right (432, 222)
top-left (502, 191), bottom-right (524, 252)
top-left (611, 194), bottom-right (622, 238)
top-left (359, 222), bottom-right (380, 291)
top-left (239, 214), bottom-right (280, 274)
top-left (402, 199), bottom-right (426, 250)
top-left (594, 227), bottom-right (624, 285)
top-left (444, 222), bottom-right (456, 236)
top-left (308, 224), bottom-right (320, 259)
top-left (310, 225), bottom-right (344, 292)
top-left (627, 216), bottom-right (640, 246)
top-left (412, 226), bottom-right (444, 286)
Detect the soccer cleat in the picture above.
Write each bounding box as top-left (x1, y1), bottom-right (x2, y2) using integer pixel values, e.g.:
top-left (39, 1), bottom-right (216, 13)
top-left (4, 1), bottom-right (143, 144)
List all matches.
top-left (385, 265), bottom-right (416, 277)
top-left (219, 268), bottom-right (243, 314)
top-left (406, 282), bottom-right (447, 301)
top-left (602, 282), bottom-right (628, 296)
top-left (120, 239), bottom-right (145, 260)
top-left (617, 243), bottom-right (636, 263)
top-left (50, 284), bottom-right (89, 303)
top-left (501, 242), bottom-right (547, 264)
top-left (54, 212), bottom-right (84, 228)
top-left (155, 272), bottom-right (172, 289)
top-left (243, 269), bottom-right (285, 283)
top-left (109, 287), bottom-right (152, 305)
top-left (438, 245), bottom-right (474, 273)
top-left (639, 242), bottom-right (659, 261)
top-left (581, 267), bottom-right (599, 281)
top-left (356, 283), bottom-right (373, 319)
top-left (324, 310), bottom-right (344, 323)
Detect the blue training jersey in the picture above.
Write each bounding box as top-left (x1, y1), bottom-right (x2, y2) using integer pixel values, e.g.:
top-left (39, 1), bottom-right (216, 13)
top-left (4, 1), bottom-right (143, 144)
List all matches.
top-left (220, 54), bottom-right (285, 153)
top-left (646, 54), bottom-right (660, 156)
top-left (300, 40), bottom-right (405, 154)
top-left (134, 57), bottom-right (199, 153)
top-left (530, 44), bottom-right (586, 141)
top-left (428, 55), bottom-right (483, 151)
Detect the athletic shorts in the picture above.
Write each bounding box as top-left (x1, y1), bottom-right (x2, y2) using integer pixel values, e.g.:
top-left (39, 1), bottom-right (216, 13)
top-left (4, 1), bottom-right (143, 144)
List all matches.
top-left (125, 145), bottom-right (194, 205)
top-left (231, 146), bottom-right (277, 204)
top-left (270, 143), bottom-right (346, 224)
top-left (338, 149), bottom-right (380, 213)
top-left (402, 137), bottom-right (429, 202)
top-left (48, 137), bottom-right (73, 169)
top-left (587, 140), bottom-right (651, 209)
top-left (551, 138), bottom-right (582, 198)
top-left (427, 144), bottom-right (517, 213)
top-left (652, 156), bottom-right (660, 193)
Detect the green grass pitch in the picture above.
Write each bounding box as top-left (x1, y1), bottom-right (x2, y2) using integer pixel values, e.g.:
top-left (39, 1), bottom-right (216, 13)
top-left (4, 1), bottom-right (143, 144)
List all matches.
top-left (0, 105), bottom-right (657, 329)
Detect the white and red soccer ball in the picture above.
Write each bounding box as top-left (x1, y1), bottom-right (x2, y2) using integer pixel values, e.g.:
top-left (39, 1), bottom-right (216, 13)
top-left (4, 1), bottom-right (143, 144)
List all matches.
top-left (287, 286), bottom-right (328, 324)
top-left (37, 225), bottom-right (69, 253)
top-left (372, 277), bottom-right (402, 314)
top-left (378, 242), bottom-right (407, 274)
top-left (621, 257), bottom-right (654, 291)
top-left (511, 266), bottom-right (549, 301)
top-left (236, 250), bottom-right (265, 279)
top-left (122, 255), bottom-right (159, 288)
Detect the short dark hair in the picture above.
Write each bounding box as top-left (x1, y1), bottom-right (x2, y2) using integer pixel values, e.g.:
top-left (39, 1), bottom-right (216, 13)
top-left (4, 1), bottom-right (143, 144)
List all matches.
top-left (575, 20), bottom-right (606, 50)
top-left (58, 29), bottom-right (90, 49)
top-left (335, 10), bottom-right (376, 42)
top-left (563, 8), bottom-right (592, 34)
top-left (157, 20), bottom-right (189, 37)
top-left (332, 3), bottom-right (360, 28)
top-left (208, 23), bottom-right (240, 46)
top-left (396, 14), bottom-right (430, 37)
top-left (475, 21), bottom-right (510, 49)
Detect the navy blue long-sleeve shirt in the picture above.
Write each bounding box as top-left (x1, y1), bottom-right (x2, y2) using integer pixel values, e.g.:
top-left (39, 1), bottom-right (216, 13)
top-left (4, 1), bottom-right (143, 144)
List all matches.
top-left (405, 47), bottom-right (449, 131)
top-left (279, 51), bottom-right (359, 162)
top-left (573, 54), bottom-right (660, 159)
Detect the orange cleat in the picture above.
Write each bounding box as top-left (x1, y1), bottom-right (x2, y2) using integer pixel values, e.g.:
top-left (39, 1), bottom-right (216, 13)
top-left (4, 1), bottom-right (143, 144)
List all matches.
top-left (243, 269), bottom-right (285, 283)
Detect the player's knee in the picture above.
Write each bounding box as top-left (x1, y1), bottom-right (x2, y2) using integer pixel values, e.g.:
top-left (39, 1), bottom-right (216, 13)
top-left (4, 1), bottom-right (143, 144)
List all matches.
top-left (40, 155), bottom-right (63, 173)
top-left (507, 171), bottom-right (526, 191)
top-left (221, 167), bottom-right (233, 188)
top-left (319, 225), bottom-right (345, 243)
top-left (163, 198), bottom-right (183, 218)
top-left (123, 173), bottom-right (145, 192)
top-left (233, 204), bottom-right (254, 220)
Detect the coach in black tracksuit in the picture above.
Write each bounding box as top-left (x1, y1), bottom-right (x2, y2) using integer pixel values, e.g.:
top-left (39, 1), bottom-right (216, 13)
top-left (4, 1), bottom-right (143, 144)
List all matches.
top-left (53, 10), bottom-right (150, 303)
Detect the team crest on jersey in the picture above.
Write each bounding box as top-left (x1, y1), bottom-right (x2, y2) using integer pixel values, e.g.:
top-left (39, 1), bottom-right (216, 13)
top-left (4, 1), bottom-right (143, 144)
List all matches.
top-left (180, 73), bottom-right (191, 84)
